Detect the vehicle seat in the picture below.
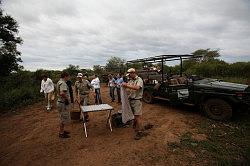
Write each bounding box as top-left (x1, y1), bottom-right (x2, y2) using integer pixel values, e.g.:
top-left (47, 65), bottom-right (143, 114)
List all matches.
top-left (170, 78), bottom-right (179, 85)
top-left (154, 83), bottom-right (161, 90)
top-left (178, 76), bottom-right (187, 84)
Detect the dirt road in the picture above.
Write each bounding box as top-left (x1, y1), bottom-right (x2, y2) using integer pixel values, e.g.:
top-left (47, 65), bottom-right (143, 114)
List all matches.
top-left (0, 86), bottom-right (208, 166)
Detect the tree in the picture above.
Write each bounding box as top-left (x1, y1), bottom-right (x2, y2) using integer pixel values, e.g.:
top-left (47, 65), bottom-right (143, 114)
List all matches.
top-left (192, 48), bottom-right (220, 62)
top-left (63, 64), bottom-right (80, 76)
top-left (105, 56), bottom-right (126, 73)
top-left (127, 62), bottom-right (143, 70)
top-left (0, 9), bottom-right (23, 76)
top-left (93, 65), bottom-right (105, 75)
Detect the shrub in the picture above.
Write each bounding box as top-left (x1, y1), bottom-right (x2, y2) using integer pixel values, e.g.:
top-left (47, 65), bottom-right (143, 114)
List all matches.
top-left (0, 71), bottom-right (43, 112)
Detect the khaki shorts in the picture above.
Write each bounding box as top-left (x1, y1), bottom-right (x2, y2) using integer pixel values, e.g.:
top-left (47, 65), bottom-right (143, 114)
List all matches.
top-left (80, 95), bottom-right (89, 106)
top-left (57, 102), bottom-right (71, 124)
top-left (129, 100), bottom-right (142, 116)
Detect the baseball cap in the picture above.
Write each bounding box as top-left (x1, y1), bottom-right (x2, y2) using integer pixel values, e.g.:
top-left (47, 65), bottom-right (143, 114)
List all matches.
top-left (77, 73), bottom-right (83, 78)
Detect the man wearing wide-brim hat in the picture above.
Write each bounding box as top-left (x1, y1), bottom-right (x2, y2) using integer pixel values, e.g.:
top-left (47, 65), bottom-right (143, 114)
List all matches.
top-left (122, 68), bottom-right (147, 140)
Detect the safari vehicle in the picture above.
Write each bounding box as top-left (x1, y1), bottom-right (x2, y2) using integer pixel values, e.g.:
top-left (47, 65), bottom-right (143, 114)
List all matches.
top-left (127, 55), bottom-right (250, 120)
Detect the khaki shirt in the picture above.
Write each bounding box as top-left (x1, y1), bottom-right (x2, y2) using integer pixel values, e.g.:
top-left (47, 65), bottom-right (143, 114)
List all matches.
top-left (56, 79), bottom-right (69, 102)
top-left (127, 76), bottom-right (143, 99)
top-left (75, 79), bottom-right (92, 95)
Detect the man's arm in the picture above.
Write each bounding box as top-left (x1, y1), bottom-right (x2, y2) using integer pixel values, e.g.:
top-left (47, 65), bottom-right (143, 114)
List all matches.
top-left (60, 90), bottom-right (68, 99)
top-left (74, 82), bottom-right (80, 102)
top-left (74, 82), bottom-right (78, 95)
top-left (122, 83), bottom-right (141, 90)
top-left (122, 78), bottom-right (143, 90)
top-left (87, 80), bottom-right (94, 90)
top-left (48, 78), bottom-right (54, 91)
top-left (40, 80), bottom-right (44, 92)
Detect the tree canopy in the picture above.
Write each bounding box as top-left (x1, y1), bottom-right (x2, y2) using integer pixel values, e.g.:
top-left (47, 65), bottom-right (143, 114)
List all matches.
top-left (0, 9), bottom-right (23, 76)
top-left (62, 64), bottom-right (81, 77)
top-left (105, 56), bottom-right (126, 73)
top-left (192, 48), bottom-right (220, 62)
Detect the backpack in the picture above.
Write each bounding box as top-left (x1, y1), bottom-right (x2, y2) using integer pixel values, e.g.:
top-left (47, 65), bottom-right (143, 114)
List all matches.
top-left (111, 113), bottom-right (124, 128)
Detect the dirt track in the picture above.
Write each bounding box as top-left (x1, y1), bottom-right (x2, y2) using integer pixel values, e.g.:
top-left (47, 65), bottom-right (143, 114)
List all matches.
top-left (0, 85), bottom-right (208, 166)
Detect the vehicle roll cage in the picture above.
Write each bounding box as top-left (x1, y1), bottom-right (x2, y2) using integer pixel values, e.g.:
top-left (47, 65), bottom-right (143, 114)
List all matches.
top-left (127, 54), bottom-right (201, 82)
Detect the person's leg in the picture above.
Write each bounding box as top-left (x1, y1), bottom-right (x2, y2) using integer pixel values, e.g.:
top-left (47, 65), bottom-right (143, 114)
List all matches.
top-left (134, 115), bottom-right (143, 132)
top-left (59, 123), bottom-right (64, 134)
top-left (96, 88), bottom-right (102, 104)
top-left (117, 87), bottom-right (121, 103)
top-left (95, 89), bottom-right (98, 104)
top-left (99, 89), bottom-right (102, 104)
top-left (50, 91), bottom-right (55, 109)
top-left (109, 87), bottom-right (112, 99)
top-left (111, 87), bottom-right (115, 101)
top-left (44, 93), bottom-right (48, 108)
top-left (57, 102), bottom-right (70, 138)
top-left (83, 96), bottom-right (89, 121)
top-left (134, 114), bottom-right (147, 140)
top-left (78, 96), bottom-right (84, 120)
top-left (47, 92), bottom-right (52, 110)
top-left (130, 100), bottom-right (146, 140)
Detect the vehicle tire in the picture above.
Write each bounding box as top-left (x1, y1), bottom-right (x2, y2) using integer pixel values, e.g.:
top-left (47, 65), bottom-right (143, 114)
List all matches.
top-left (203, 98), bottom-right (232, 120)
top-left (143, 90), bottom-right (154, 103)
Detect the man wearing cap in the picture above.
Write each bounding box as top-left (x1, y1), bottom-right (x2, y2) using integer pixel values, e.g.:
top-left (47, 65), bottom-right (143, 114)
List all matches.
top-left (56, 72), bottom-right (71, 138)
top-left (75, 73), bottom-right (93, 122)
top-left (122, 68), bottom-right (146, 140)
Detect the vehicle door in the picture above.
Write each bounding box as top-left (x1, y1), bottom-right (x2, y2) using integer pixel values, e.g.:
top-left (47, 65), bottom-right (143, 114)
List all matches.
top-left (158, 82), bottom-right (170, 99)
top-left (167, 79), bottom-right (189, 102)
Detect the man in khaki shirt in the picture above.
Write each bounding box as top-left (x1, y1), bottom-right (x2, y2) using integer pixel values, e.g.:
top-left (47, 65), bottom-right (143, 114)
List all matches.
top-left (75, 73), bottom-right (93, 121)
top-left (56, 72), bottom-right (71, 138)
top-left (122, 68), bottom-right (146, 140)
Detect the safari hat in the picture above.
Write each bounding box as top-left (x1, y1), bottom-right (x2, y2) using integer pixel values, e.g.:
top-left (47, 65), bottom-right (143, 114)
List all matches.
top-left (126, 68), bottom-right (136, 76)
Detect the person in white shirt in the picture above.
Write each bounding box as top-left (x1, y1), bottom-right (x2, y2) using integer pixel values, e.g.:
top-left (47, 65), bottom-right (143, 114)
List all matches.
top-left (91, 74), bottom-right (102, 104)
top-left (108, 74), bottom-right (116, 102)
top-left (40, 75), bottom-right (54, 111)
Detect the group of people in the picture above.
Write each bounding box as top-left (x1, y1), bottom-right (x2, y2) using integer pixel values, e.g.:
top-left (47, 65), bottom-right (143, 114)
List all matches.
top-left (40, 73), bottom-right (102, 138)
top-left (108, 73), bottom-right (125, 103)
top-left (40, 68), bottom-right (147, 140)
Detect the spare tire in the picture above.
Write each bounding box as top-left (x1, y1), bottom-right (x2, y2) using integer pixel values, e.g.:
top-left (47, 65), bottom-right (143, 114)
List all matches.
top-left (143, 90), bottom-right (154, 103)
top-left (204, 98), bottom-right (232, 120)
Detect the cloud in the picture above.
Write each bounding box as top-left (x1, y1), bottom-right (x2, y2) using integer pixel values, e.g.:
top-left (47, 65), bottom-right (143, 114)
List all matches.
top-left (2, 0), bottom-right (250, 71)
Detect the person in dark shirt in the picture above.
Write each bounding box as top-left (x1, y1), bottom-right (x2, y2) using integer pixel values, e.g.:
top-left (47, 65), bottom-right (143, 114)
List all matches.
top-left (66, 80), bottom-right (74, 103)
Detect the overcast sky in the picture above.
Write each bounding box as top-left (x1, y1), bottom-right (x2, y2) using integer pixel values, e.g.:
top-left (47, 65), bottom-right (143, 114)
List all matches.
top-left (2, 0), bottom-right (250, 70)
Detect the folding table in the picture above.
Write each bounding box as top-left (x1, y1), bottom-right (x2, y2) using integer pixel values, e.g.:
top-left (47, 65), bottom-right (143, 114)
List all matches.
top-left (80, 104), bottom-right (113, 137)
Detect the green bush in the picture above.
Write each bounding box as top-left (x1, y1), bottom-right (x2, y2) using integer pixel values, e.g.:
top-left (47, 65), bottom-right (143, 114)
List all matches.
top-left (0, 71), bottom-right (43, 112)
top-left (180, 60), bottom-right (250, 84)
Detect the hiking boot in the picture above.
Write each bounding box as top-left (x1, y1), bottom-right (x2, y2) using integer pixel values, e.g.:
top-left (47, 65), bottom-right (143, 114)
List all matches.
top-left (133, 121), bottom-right (136, 129)
top-left (134, 131), bottom-right (149, 140)
top-left (59, 133), bottom-right (70, 138)
top-left (84, 115), bottom-right (90, 122)
top-left (144, 123), bottom-right (154, 130)
top-left (64, 131), bottom-right (70, 135)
